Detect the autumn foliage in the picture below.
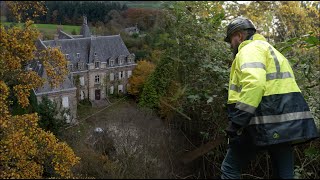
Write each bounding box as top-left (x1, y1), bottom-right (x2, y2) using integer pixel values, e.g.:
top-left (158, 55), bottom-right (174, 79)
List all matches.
top-left (128, 60), bottom-right (155, 98)
top-left (0, 1), bottom-right (80, 178)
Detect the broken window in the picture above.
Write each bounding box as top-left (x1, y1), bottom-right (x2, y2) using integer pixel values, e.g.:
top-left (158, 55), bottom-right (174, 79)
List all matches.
top-left (95, 61), bottom-right (100, 68)
top-left (95, 75), bottom-right (100, 84)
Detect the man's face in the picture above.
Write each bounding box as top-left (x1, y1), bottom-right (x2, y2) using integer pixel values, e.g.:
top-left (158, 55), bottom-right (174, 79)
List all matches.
top-left (229, 31), bottom-right (244, 58)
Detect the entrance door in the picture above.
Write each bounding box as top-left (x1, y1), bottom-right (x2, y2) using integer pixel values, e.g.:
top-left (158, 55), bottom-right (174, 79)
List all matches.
top-left (95, 89), bottom-right (101, 100)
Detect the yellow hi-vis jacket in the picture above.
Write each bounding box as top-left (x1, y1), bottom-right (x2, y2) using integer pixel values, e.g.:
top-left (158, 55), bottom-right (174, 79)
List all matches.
top-left (227, 34), bottom-right (319, 146)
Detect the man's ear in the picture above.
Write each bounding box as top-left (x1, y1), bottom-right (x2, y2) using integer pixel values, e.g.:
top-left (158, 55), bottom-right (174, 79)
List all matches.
top-left (239, 31), bottom-right (247, 41)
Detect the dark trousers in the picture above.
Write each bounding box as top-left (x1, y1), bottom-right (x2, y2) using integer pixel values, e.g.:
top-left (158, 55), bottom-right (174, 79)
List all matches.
top-left (221, 142), bottom-right (294, 179)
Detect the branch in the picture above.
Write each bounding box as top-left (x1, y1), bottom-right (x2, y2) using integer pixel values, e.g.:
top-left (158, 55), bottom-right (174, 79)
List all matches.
top-left (159, 99), bottom-right (191, 121)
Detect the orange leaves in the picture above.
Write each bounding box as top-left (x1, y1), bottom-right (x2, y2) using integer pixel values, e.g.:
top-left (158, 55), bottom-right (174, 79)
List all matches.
top-left (0, 20), bottom-right (39, 69)
top-left (0, 20), bottom-right (43, 107)
top-left (0, 113), bottom-right (80, 178)
top-left (0, 20), bottom-right (67, 107)
top-left (18, 71), bottom-right (44, 87)
top-left (40, 47), bottom-right (68, 88)
top-left (1, 2), bottom-right (80, 178)
top-left (0, 81), bottom-right (10, 128)
top-left (128, 60), bottom-right (155, 97)
top-left (13, 84), bottom-right (31, 108)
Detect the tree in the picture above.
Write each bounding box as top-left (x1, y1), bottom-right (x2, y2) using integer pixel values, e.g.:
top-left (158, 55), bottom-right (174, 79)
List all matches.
top-left (0, 1), bottom-right (80, 178)
top-left (128, 60), bottom-right (155, 99)
top-left (223, 1), bottom-right (320, 43)
top-left (37, 96), bottom-right (67, 138)
top-left (139, 1), bottom-right (230, 139)
top-left (122, 8), bottom-right (160, 31)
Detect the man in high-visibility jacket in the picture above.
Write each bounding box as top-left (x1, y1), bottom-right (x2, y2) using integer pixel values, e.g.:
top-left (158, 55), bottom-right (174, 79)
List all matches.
top-left (221, 17), bottom-right (319, 179)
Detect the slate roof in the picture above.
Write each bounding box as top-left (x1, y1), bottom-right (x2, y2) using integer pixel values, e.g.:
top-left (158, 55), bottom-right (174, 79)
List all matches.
top-left (88, 35), bottom-right (130, 63)
top-left (40, 34), bottom-right (130, 68)
top-left (42, 38), bottom-right (91, 67)
top-left (30, 60), bottom-right (76, 94)
top-left (33, 16), bottom-right (133, 95)
top-left (124, 26), bottom-right (139, 33)
top-left (58, 30), bottom-right (74, 39)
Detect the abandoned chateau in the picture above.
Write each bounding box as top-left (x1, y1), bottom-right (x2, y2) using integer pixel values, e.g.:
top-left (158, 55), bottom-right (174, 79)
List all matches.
top-left (32, 17), bottom-right (137, 123)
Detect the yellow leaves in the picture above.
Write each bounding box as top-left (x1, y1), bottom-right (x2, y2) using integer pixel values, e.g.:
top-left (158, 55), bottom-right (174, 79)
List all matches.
top-left (40, 47), bottom-right (68, 88)
top-left (1, 20), bottom-right (67, 107)
top-left (5, 1), bottom-right (47, 22)
top-left (50, 142), bottom-right (81, 178)
top-left (0, 81), bottom-right (10, 128)
top-left (13, 84), bottom-right (31, 108)
top-left (1, 3), bottom-right (79, 178)
top-left (128, 60), bottom-right (155, 97)
top-left (1, 20), bottom-right (38, 69)
top-left (0, 113), bottom-right (80, 178)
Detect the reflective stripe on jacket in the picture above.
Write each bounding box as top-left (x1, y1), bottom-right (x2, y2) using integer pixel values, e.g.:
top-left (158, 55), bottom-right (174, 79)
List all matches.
top-left (227, 34), bottom-right (319, 146)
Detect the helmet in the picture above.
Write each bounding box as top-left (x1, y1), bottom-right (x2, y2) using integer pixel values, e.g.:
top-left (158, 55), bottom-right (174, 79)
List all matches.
top-left (224, 17), bottom-right (256, 43)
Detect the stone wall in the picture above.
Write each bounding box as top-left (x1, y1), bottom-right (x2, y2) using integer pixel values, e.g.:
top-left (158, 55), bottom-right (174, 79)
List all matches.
top-left (36, 88), bottom-right (77, 124)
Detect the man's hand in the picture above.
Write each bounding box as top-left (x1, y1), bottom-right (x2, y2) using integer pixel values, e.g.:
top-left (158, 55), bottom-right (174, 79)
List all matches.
top-left (225, 121), bottom-right (242, 138)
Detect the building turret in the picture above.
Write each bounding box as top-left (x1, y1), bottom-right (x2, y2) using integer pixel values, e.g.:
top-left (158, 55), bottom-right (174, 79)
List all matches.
top-left (80, 16), bottom-right (91, 37)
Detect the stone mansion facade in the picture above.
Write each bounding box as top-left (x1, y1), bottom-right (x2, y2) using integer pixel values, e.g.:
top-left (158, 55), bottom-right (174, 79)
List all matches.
top-left (32, 16), bottom-right (137, 123)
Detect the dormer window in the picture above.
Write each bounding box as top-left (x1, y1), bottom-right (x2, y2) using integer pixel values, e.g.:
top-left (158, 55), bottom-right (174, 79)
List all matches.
top-left (119, 55), bottom-right (124, 65)
top-left (95, 61), bottom-right (100, 69)
top-left (128, 54), bottom-right (135, 63)
top-left (65, 54), bottom-right (70, 60)
top-left (77, 53), bottom-right (80, 58)
top-left (109, 58), bottom-right (114, 66)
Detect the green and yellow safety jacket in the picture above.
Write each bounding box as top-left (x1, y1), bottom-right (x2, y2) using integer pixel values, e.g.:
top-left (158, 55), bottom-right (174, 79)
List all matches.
top-left (227, 34), bottom-right (319, 146)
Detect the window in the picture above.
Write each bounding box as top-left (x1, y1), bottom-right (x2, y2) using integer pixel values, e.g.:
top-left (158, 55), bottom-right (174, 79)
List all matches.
top-left (119, 57), bottom-right (123, 65)
top-left (110, 73), bottom-right (114, 81)
top-left (95, 61), bottom-right (100, 69)
top-left (65, 54), bottom-right (70, 60)
top-left (94, 52), bottom-right (97, 56)
top-left (110, 59), bottom-right (114, 66)
top-left (110, 86), bottom-right (114, 94)
top-left (127, 70), bottom-right (132, 78)
top-left (118, 72), bottom-right (122, 80)
top-left (80, 76), bottom-right (85, 86)
top-left (128, 54), bottom-right (135, 63)
top-left (77, 62), bottom-right (83, 70)
top-left (77, 53), bottom-right (80, 58)
top-left (62, 96), bottom-right (69, 108)
top-left (95, 75), bottom-right (100, 84)
top-left (118, 85), bottom-right (123, 94)
top-left (80, 91), bottom-right (85, 100)
top-left (68, 64), bottom-right (73, 71)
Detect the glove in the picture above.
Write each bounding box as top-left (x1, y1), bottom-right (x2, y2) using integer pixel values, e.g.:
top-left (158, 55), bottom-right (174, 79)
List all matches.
top-left (225, 121), bottom-right (242, 138)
